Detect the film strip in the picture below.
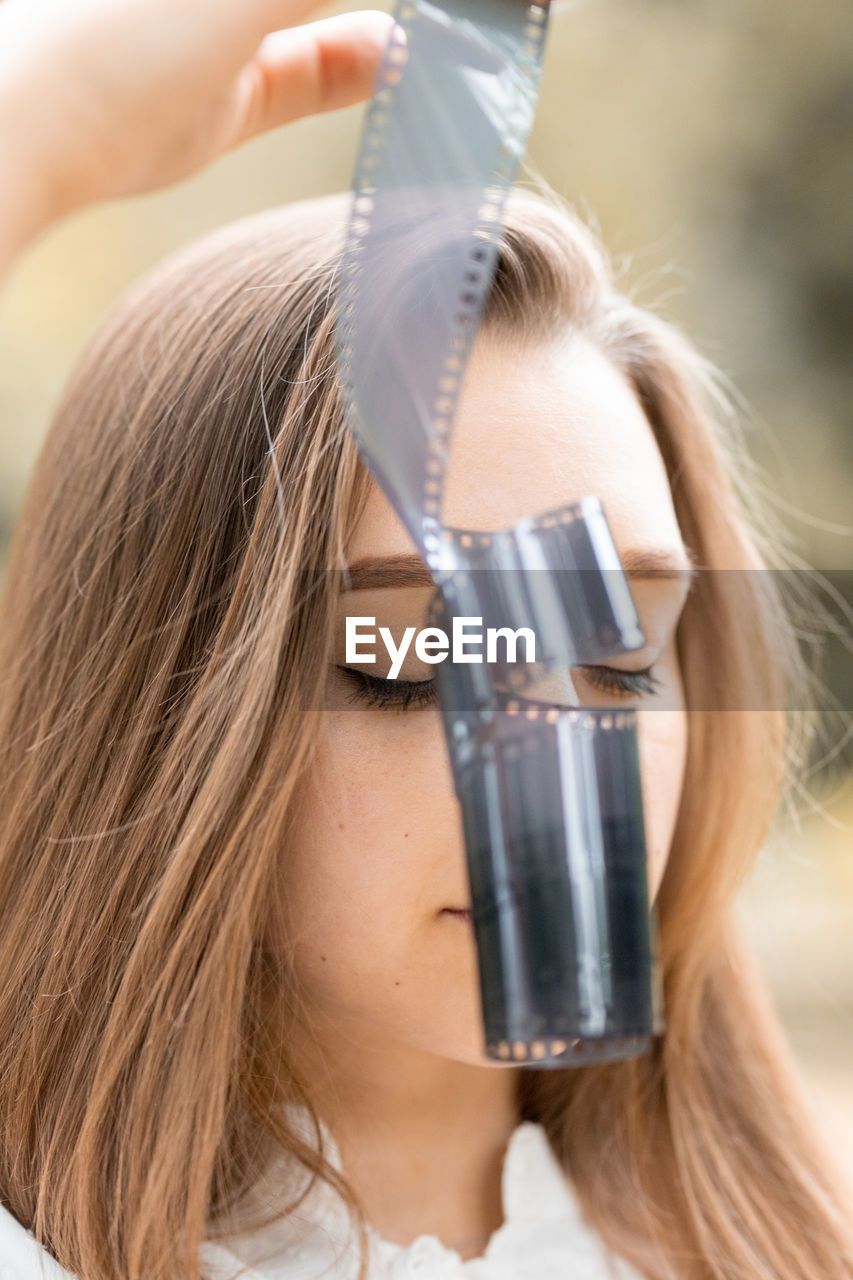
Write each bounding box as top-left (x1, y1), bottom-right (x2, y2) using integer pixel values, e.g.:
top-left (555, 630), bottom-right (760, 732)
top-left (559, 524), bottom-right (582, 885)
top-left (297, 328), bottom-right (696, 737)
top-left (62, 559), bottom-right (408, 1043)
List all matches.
top-left (335, 0), bottom-right (664, 1066)
top-left (336, 0), bottom-right (550, 555)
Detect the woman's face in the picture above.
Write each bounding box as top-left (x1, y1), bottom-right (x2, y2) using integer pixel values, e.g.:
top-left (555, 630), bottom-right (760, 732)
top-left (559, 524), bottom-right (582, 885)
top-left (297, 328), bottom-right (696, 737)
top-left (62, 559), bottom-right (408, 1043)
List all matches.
top-left (278, 333), bottom-right (692, 1069)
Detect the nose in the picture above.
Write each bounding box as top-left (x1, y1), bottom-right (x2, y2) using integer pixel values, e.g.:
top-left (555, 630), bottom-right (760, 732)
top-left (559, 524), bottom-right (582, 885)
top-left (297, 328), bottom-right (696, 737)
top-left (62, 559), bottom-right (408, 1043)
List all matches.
top-left (509, 665), bottom-right (580, 708)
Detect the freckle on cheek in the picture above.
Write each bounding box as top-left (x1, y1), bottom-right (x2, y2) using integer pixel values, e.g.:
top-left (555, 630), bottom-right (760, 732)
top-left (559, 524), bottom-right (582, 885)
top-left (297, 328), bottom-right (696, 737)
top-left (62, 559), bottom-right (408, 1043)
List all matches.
top-left (320, 955), bottom-right (327, 962)
top-left (394, 981), bottom-right (401, 986)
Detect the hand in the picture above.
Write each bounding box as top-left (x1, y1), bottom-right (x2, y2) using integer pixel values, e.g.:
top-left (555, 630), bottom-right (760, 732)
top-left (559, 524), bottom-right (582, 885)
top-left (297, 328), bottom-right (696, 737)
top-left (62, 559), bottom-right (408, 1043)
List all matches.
top-left (0, 0), bottom-right (394, 266)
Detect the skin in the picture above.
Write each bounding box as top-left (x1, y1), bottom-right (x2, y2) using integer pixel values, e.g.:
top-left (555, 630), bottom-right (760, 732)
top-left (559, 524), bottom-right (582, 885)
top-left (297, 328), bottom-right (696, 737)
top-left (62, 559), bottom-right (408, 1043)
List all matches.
top-left (276, 331), bottom-right (694, 1260)
top-left (0, 0), bottom-right (395, 278)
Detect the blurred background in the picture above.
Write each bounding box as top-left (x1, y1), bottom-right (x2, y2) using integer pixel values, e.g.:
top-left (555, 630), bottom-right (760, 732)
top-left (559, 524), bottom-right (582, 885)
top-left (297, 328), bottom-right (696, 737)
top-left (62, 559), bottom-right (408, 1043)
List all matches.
top-left (1, 0), bottom-right (851, 1181)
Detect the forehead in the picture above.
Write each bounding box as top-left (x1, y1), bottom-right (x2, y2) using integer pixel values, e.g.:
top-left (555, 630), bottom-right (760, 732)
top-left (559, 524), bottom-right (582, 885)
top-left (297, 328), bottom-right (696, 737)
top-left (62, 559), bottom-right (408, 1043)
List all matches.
top-left (345, 332), bottom-right (684, 561)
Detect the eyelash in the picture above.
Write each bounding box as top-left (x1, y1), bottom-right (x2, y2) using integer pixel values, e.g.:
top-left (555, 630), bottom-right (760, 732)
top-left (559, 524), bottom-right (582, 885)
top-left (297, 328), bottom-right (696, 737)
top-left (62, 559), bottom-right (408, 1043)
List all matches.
top-left (335, 664), bottom-right (662, 711)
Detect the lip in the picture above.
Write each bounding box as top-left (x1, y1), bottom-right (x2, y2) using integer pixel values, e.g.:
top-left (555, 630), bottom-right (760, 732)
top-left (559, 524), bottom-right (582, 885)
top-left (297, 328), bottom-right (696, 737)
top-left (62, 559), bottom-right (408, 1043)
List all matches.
top-left (442, 907), bottom-right (473, 923)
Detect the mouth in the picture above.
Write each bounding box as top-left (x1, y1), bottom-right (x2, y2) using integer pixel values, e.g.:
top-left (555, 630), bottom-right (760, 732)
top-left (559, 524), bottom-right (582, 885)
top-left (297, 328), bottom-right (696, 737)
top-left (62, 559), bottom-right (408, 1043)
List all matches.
top-left (441, 907), bottom-right (473, 924)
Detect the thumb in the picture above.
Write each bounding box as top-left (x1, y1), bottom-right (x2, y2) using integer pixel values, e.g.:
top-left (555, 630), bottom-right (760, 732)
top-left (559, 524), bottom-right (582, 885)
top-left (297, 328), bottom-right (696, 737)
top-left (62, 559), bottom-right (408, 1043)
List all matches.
top-left (233, 10), bottom-right (397, 143)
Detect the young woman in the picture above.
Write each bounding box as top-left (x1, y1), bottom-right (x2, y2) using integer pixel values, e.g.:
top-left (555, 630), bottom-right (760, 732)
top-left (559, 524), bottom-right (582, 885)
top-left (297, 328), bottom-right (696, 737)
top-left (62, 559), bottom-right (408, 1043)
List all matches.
top-left (0, 187), bottom-right (850, 1280)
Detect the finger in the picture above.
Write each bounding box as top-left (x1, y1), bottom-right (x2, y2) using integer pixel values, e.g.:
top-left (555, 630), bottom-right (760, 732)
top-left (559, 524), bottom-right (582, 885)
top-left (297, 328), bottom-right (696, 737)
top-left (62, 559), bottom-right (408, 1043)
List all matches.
top-left (234, 10), bottom-right (396, 142)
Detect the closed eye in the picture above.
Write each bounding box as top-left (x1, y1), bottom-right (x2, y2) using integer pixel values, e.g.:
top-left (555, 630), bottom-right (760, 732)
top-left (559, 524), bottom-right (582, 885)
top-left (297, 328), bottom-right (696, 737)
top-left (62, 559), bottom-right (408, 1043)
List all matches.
top-left (334, 663), bottom-right (662, 711)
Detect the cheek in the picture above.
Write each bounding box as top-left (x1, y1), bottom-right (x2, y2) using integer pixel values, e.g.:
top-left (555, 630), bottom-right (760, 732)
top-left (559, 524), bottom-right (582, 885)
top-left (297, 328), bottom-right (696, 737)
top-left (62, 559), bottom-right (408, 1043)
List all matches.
top-left (274, 709), bottom-right (466, 1017)
top-left (637, 707), bottom-right (688, 902)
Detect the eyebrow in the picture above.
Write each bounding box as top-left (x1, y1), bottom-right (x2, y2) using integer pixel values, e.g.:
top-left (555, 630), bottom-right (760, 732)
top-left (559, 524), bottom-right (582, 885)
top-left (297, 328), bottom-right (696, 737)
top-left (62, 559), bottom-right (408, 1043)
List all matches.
top-left (341, 545), bottom-right (699, 591)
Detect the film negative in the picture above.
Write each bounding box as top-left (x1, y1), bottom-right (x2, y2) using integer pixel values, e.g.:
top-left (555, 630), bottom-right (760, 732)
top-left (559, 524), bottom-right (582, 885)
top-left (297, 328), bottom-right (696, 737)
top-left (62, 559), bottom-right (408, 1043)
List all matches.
top-left (335, 0), bottom-right (665, 1065)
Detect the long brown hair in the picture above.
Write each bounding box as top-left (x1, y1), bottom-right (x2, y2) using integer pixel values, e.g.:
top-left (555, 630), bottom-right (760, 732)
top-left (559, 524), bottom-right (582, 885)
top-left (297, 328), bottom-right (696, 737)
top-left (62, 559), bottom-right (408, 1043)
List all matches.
top-left (0, 188), bottom-right (850, 1280)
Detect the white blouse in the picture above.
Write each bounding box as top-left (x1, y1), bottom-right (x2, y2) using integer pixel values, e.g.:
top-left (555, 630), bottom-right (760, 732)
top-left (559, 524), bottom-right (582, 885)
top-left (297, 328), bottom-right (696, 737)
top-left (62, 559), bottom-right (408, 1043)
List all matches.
top-left (0, 1108), bottom-right (645, 1279)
